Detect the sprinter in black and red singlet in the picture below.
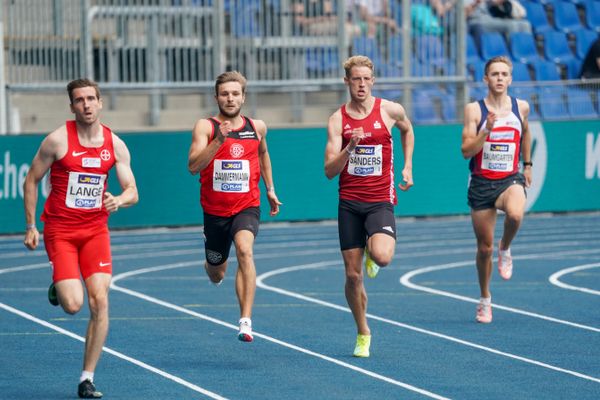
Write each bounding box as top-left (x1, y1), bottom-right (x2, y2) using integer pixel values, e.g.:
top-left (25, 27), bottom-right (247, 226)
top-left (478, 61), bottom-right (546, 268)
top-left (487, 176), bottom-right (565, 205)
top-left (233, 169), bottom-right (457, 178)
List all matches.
top-left (188, 71), bottom-right (281, 343)
top-left (324, 55), bottom-right (415, 358)
top-left (462, 56), bottom-right (533, 324)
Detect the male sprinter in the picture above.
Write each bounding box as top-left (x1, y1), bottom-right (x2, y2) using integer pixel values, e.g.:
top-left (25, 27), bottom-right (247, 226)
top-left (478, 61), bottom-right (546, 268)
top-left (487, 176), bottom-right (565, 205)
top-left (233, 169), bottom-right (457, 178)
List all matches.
top-left (188, 71), bottom-right (281, 342)
top-left (23, 78), bottom-right (138, 398)
top-left (324, 55), bottom-right (414, 357)
top-left (462, 56), bottom-right (532, 323)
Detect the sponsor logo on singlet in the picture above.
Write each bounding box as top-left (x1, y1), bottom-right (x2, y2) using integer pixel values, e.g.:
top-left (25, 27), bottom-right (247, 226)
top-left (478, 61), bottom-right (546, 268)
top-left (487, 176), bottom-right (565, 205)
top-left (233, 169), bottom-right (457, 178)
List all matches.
top-left (66, 172), bottom-right (106, 209)
top-left (347, 145), bottom-right (383, 176)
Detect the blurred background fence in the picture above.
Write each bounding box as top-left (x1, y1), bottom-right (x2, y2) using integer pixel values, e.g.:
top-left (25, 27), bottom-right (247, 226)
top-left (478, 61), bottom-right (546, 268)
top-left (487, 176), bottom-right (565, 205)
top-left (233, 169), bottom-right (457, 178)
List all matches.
top-left (1, 0), bottom-right (599, 134)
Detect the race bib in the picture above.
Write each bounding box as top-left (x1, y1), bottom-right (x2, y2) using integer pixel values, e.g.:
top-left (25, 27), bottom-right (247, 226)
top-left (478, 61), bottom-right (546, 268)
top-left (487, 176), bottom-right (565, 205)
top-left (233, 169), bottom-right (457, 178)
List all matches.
top-left (65, 172), bottom-right (106, 209)
top-left (481, 142), bottom-right (516, 172)
top-left (347, 145), bottom-right (383, 176)
top-left (213, 159), bottom-right (250, 192)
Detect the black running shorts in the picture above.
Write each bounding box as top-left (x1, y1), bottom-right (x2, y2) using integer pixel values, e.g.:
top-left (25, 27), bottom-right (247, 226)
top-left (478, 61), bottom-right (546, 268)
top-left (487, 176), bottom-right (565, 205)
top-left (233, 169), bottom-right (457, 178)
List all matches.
top-left (338, 199), bottom-right (396, 251)
top-left (467, 173), bottom-right (526, 210)
top-left (203, 207), bottom-right (260, 265)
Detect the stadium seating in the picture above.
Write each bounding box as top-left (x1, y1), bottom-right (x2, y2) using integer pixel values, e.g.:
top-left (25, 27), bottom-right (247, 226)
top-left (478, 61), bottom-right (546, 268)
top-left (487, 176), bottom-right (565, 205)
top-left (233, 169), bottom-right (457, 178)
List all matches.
top-left (510, 32), bottom-right (544, 65)
top-left (305, 47), bottom-right (339, 78)
top-left (412, 91), bottom-right (442, 124)
top-left (538, 87), bottom-right (569, 119)
top-left (524, 2), bottom-right (554, 36)
top-left (566, 87), bottom-right (598, 117)
top-left (532, 59), bottom-right (562, 80)
top-left (584, 0), bottom-right (600, 32)
top-left (575, 29), bottom-right (599, 59)
top-left (480, 32), bottom-right (511, 60)
top-left (542, 31), bottom-right (581, 78)
top-left (553, 1), bottom-right (586, 34)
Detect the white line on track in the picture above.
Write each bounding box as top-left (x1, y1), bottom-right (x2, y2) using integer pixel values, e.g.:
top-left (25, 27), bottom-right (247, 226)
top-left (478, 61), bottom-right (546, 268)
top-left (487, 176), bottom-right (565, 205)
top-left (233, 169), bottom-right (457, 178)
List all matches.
top-left (256, 261), bottom-right (600, 384)
top-left (0, 301), bottom-right (228, 400)
top-left (549, 263), bottom-right (600, 296)
top-left (110, 261), bottom-right (451, 400)
top-left (399, 248), bottom-right (600, 333)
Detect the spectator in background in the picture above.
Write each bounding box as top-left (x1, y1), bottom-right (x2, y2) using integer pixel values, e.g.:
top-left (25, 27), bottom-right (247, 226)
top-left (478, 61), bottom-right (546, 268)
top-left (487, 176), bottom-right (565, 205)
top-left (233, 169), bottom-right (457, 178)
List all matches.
top-left (293, 0), bottom-right (360, 37)
top-left (465, 0), bottom-right (531, 46)
top-left (580, 37), bottom-right (600, 80)
top-left (354, 0), bottom-right (400, 38)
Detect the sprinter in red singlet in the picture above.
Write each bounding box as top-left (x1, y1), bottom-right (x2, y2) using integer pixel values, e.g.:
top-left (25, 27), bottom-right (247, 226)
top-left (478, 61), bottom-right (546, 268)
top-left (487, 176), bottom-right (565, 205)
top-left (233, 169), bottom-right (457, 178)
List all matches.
top-left (188, 71), bottom-right (281, 343)
top-left (462, 56), bottom-right (532, 324)
top-left (23, 79), bottom-right (138, 398)
top-left (324, 55), bottom-right (415, 358)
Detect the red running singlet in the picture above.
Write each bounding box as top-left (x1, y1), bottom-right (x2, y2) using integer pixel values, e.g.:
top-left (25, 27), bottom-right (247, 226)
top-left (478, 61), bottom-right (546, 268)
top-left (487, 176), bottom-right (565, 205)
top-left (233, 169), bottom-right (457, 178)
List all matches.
top-left (470, 97), bottom-right (524, 180)
top-left (41, 120), bottom-right (115, 228)
top-left (339, 98), bottom-right (396, 204)
top-left (199, 117), bottom-right (261, 217)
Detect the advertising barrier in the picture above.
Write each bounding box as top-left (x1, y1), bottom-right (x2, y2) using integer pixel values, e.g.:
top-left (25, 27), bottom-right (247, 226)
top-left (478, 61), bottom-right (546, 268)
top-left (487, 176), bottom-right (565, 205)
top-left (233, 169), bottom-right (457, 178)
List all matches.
top-left (1, 121), bottom-right (599, 234)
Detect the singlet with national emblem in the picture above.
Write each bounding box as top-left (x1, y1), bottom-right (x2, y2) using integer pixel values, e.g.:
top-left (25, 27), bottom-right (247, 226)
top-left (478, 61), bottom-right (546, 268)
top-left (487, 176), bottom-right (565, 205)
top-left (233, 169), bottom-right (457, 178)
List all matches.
top-left (339, 97), bottom-right (396, 204)
top-left (470, 97), bottom-right (524, 180)
top-left (41, 120), bottom-right (116, 227)
top-left (200, 117), bottom-right (261, 217)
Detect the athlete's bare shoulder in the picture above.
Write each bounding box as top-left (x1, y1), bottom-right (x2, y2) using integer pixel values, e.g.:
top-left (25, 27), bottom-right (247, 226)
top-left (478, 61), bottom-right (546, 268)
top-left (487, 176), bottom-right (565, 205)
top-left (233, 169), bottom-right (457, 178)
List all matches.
top-left (516, 98), bottom-right (530, 119)
top-left (250, 118), bottom-right (267, 136)
top-left (41, 124), bottom-right (69, 158)
top-left (380, 98), bottom-right (405, 120)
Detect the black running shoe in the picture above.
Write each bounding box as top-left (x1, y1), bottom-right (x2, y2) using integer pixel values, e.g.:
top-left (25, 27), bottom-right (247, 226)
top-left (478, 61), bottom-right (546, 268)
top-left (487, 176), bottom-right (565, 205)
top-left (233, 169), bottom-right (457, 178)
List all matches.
top-left (78, 379), bottom-right (103, 399)
top-left (47, 283), bottom-right (59, 306)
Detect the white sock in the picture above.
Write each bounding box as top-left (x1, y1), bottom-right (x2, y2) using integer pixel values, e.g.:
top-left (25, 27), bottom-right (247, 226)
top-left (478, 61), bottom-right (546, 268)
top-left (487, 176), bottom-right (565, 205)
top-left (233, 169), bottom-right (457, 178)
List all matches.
top-left (80, 370), bottom-right (94, 383)
top-left (480, 297), bottom-right (492, 306)
top-left (239, 317), bottom-right (251, 327)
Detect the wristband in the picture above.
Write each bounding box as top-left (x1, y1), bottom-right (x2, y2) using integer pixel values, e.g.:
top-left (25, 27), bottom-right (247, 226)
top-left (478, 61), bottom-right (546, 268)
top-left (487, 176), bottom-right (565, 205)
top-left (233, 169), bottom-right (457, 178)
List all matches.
top-left (266, 186), bottom-right (275, 193)
top-left (523, 161), bottom-right (533, 167)
top-left (345, 147), bottom-right (353, 155)
top-left (26, 223), bottom-right (36, 231)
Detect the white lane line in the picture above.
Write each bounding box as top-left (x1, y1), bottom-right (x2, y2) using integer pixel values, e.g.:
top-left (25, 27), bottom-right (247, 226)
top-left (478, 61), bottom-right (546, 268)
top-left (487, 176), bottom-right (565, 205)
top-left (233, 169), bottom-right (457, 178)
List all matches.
top-left (399, 248), bottom-right (600, 333)
top-left (256, 261), bottom-right (600, 384)
top-left (0, 263), bottom-right (49, 274)
top-left (111, 262), bottom-right (450, 400)
top-left (0, 301), bottom-right (228, 400)
top-left (549, 263), bottom-right (600, 296)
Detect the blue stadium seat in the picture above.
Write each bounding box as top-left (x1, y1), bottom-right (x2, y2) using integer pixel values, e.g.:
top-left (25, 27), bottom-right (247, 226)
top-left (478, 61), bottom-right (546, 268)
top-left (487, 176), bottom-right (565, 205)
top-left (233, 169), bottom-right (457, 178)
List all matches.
top-left (575, 29), bottom-right (599, 59)
top-left (468, 85), bottom-right (487, 102)
top-left (542, 31), bottom-right (580, 76)
top-left (553, 1), bottom-right (586, 34)
top-left (509, 87), bottom-right (540, 120)
top-left (440, 96), bottom-right (457, 122)
top-left (524, 2), bottom-right (554, 36)
top-left (229, 0), bottom-right (263, 37)
top-left (532, 59), bottom-right (562, 80)
top-left (538, 87), bottom-right (569, 119)
top-left (584, 0), bottom-right (600, 32)
top-left (352, 36), bottom-right (383, 64)
top-left (415, 34), bottom-right (448, 71)
top-left (480, 32), bottom-right (511, 60)
top-left (566, 87), bottom-right (598, 117)
top-left (412, 92), bottom-right (442, 124)
top-left (511, 62), bottom-right (538, 97)
top-left (305, 47), bottom-right (339, 77)
top-left (469, 59), bottom-right (486, 82)
top-left (467, 34), bottom-right (482, 66)
top-left (510, 32), bottom-right (544, 65)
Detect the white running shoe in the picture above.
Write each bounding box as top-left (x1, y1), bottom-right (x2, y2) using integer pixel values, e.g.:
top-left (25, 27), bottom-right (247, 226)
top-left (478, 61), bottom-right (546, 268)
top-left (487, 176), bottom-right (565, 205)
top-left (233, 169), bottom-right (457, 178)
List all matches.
top-left (238, 318), bottom-right (253, 342)
top-left (476, 302), bottom-right (493, 323)
top-left (498, 241), bottom-right (513, 280)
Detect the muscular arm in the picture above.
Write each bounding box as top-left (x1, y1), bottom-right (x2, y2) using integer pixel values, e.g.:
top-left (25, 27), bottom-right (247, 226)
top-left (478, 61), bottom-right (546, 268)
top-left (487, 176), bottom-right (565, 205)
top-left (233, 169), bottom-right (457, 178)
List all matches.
top-left (384, 100), bottom-right (414, 191)
top-left (187, 119), bottom-right (225, 175)
top-left (461, 102), bottom-right (495, 159)
top-left (256, 120), bottom-right (282, 216)
top-left (324, 110), bottom-right (358, 179)
top-left (104, 134), bottom-right (139, 212)
top-left (518, 99), bottom-right (533, 187)
top-left (23, 129), bottom-right (63, 249)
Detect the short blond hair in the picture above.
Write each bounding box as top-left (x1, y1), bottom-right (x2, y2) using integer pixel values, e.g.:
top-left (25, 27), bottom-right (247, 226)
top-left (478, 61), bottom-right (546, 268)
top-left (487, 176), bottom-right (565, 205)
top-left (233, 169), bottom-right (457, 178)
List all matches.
top-left (484, 56), bottom-right (513, 76)
top-left (343, 55), bottom-right (374, 78)
top-left (215, 70), bottom-right (247, 95)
